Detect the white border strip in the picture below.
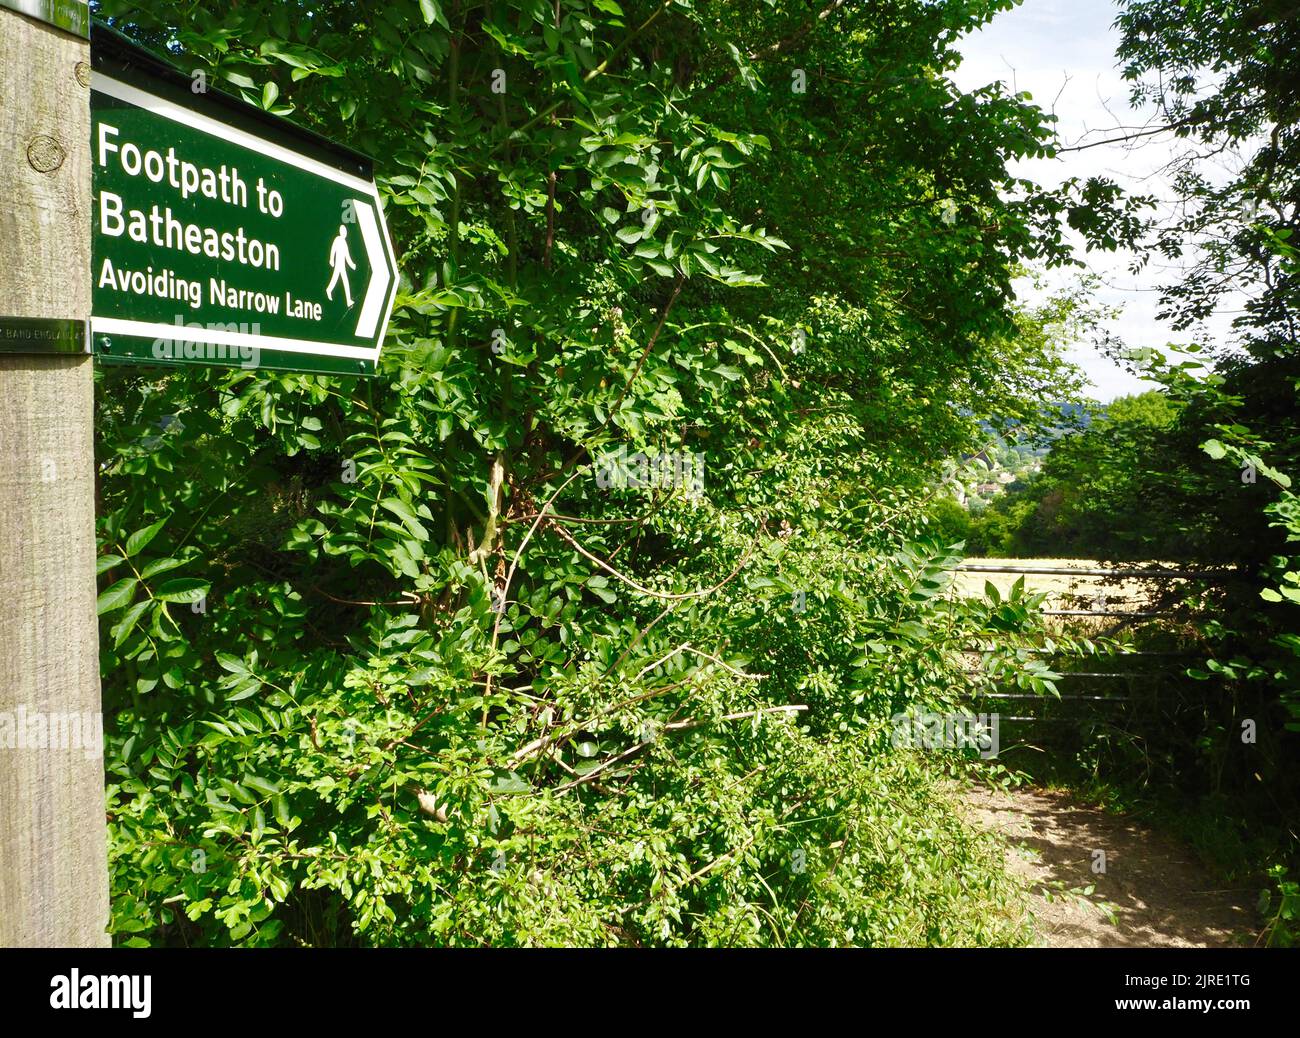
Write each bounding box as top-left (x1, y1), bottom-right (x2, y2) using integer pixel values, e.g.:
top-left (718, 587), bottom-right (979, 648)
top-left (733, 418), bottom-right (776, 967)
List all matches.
top-left (372, 185), bottom-right (399, 352)
top-left (92, 317), bottom-right (375, 360)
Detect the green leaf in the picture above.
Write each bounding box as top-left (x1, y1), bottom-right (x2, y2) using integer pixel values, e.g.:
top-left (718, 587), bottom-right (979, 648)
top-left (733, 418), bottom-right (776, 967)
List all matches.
top-left (97, 577), bottom-right (138, 615)
top-left (244, 775), bottom-right (280, 797)
top-left (96, 554), bottom-right (124, 575)
top-left (112, 599), bottom-right (152, 648)
top-left (488, 773), bottom-right (531, 793)
top-left (418, 0), bottom-right (448, 28)
top-left (140, 556), bottom-right (187, 580)
top-left (155, 578), bottom-right (209, 604)
top-left (216, 652), bottom-right (251, 675)
top-left (124, 519), bottom-right (166, 557)
top-left (378, 497), bottom-right (425, 533)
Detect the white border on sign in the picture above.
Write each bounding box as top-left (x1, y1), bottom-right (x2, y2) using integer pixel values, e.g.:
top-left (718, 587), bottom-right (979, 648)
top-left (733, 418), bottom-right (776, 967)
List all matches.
top-left (89, 72), bottom-right (398, 363)
top-left (92, 317), bottom-right (375, 360)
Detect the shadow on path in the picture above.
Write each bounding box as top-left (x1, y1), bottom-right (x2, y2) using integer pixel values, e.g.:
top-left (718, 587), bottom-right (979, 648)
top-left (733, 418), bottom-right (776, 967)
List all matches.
top-left (963, 785), bottom-right (1258, 947)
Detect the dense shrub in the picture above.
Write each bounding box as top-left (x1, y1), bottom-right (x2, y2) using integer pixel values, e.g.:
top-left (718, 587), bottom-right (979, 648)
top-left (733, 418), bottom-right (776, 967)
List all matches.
top-left (93, 0), bottom-right (1093, 945)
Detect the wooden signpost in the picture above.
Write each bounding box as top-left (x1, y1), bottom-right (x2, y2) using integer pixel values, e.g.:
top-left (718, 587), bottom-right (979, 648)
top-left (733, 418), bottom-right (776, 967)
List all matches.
top-left (0, 3), bottom-right (396, 946)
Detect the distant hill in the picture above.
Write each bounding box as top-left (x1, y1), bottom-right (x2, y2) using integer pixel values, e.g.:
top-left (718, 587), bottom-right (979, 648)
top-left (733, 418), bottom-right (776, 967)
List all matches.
top-left (956, 402), bottom-right (1101, 507)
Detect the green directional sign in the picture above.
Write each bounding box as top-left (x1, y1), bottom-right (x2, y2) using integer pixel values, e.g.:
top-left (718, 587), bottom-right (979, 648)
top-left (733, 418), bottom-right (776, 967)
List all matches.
top-left (89, 26), bottom-right (397, 375)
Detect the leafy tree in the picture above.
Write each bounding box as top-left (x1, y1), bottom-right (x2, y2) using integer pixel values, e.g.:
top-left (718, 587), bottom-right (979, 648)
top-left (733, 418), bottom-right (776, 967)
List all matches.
top-left (972, 391), bottom-right (1181, 559)
top-left (1117, 0), bottom-right (1300, 346)
top-left (926, 496), bottom-right (971, 549)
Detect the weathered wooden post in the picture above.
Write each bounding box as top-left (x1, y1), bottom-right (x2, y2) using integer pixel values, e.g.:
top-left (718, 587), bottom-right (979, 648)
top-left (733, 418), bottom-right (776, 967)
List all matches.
top-left (0, 0), bottom-right (110, 946)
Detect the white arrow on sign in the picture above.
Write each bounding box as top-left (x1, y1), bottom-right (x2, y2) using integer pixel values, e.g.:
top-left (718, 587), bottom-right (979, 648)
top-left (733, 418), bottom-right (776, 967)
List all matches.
top-left (352, 199), bottom-right (390, 341)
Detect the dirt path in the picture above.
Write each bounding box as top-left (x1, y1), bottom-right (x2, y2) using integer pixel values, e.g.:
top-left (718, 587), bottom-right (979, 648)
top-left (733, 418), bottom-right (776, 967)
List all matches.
top-left (963, 785), bottom-right (1258, 947)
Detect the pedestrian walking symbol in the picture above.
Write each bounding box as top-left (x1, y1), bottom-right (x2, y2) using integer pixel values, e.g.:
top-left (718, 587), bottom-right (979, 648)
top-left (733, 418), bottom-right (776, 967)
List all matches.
top-left (327, 223), bottom-right (356, 307)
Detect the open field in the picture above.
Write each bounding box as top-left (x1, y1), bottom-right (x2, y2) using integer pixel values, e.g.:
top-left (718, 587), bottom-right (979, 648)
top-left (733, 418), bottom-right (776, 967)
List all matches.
top-left (949, 558), bottom-right (1180, 612)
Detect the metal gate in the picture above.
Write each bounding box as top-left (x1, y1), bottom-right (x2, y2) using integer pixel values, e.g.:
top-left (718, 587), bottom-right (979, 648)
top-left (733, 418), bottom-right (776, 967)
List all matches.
top-left (953, 562), bottom-right (1227, 746)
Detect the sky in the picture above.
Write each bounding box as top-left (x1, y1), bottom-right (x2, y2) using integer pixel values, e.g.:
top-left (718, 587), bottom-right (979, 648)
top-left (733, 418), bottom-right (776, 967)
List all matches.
top-left (951, 0), bottom-right (1239, 401)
